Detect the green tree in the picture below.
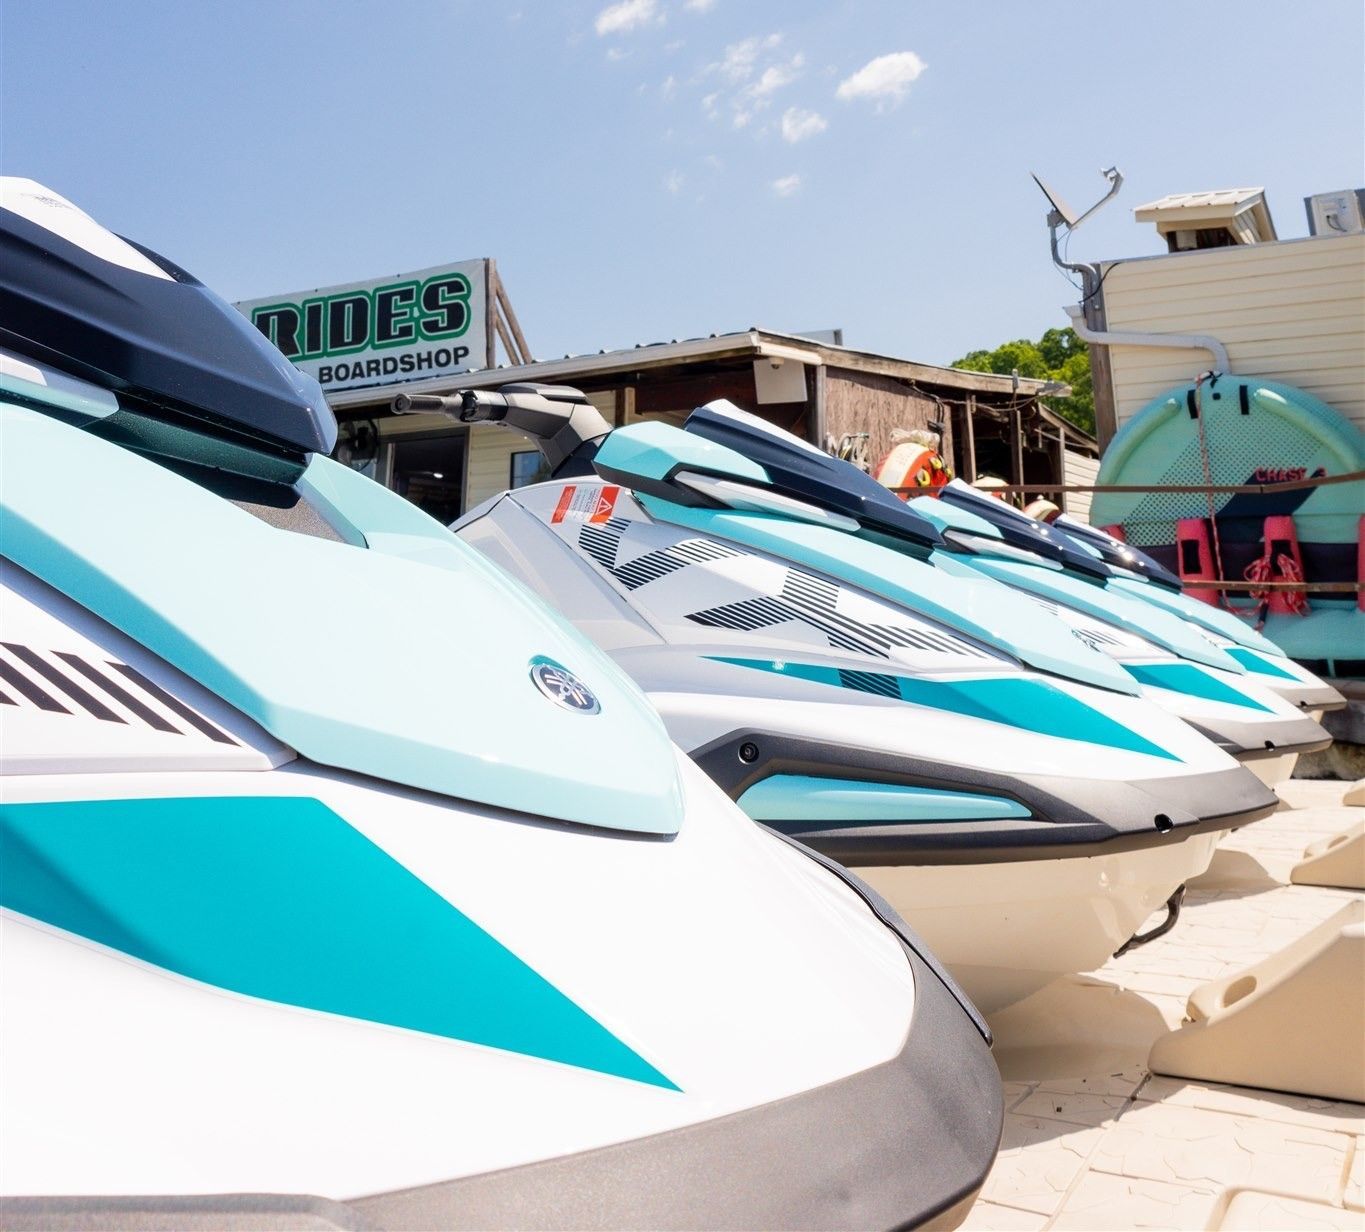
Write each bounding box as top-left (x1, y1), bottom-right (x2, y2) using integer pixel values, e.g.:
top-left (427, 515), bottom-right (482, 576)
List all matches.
top-left (953, 326), bottom-right (1094, 435)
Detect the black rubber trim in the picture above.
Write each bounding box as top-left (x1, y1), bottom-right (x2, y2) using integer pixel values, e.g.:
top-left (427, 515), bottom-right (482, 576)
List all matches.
top-left (1263, 682), bottom-right (1348, 712)
top-left (0, 1196), bottom-right (373, 1231)
top-left (0, 944), bottom-right (1003, 1232)
top-left (1180, 712), bottom-right (1333, 760)
top-left (690, 729), bottom-right (1279, 864)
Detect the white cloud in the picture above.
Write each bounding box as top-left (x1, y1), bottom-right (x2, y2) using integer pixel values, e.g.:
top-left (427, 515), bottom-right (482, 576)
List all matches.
top-left (702, 36), bottom-right (803, 131)
top-left (746, 52), bottom-right (803, 101)
top-left (605, 46), bottom-right (630, 61)
top-left (772, 174), bottom-right (802, 197)
top-left (664, 169), bottom-right (685, 194)
top-left (780, 106), bottom-right (827, 143)
top-left (685, 0), bottom-right (717, 10)
top-left (595, 0), bottom-right (659, 37)
top-left (709, 32), bottom-right (782, 82)
top-left (836, 51), bottom-right (926, 106)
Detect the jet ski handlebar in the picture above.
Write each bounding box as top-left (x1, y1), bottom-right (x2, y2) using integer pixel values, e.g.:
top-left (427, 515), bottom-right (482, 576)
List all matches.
top-left (392, 384), bottom-right (612, 477)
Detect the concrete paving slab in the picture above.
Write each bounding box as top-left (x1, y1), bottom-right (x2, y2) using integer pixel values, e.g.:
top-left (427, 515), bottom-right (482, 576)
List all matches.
top-left (981, 1116), bottom-right (1107, 1216)
top-left (1208, 1189), bottom-right (1364, 1230)
top-left (1035, 1069), bottom-right (1149, 1099)
top-left (959, 1202), bottom-right (1051, 1230)
top-left (1048, 1170), bottom-right (1219, 1230)
top-left (1087, 1101), bottom-right (1349, 1198)
top-left (1013, 1088), bottom-right (1132, 1129)
top-left (969, 793), bottom-right (1365, 1230)
top-left (1134, 1077), bottom-right (1365, 1136)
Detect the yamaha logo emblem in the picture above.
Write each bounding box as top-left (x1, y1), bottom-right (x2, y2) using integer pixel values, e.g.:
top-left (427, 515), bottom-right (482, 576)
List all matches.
top-left (529, 657), bottom-right (601, 714)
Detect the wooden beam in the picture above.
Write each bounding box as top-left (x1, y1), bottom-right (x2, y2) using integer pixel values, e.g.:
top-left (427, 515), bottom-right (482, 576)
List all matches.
top-left (959, 395), bottom-right (978, 482)
top-left (484, 260), bottom-right (498, 368)
top-left (495, 277), bottom-right (532, 365)
top-left (811, 363), bottom-right (827, 448)
top-left (1008, 407), bottom-right (1024, 502)
top-left (493, 311), bottom-right (518, 369)
top-left (1052, 425), bottom-right (1068, 513)
top-left (634, 369), bottom-right (757, 415)
top-left (805, 345), bottom-right (1061, 398)
top-left (1084, 280), bottom-right (1120, 449)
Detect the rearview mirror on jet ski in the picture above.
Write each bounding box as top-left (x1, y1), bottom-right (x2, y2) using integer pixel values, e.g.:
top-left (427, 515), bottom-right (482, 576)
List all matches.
top-left (393, 384), bottom-right (611, 476)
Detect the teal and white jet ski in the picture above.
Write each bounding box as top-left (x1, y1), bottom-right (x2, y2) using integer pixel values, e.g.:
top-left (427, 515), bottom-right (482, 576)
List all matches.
top-left (1013, 499), bottom-right (1345, 716)
top-left (440, 386), bottom-right (1279, 1010)
top-left (908, 480), bottom-right (1338, 784)
top-left (0, 179), bottom-right (1003, 1231)
top-left (678, 408), bottom-right (1332, 787)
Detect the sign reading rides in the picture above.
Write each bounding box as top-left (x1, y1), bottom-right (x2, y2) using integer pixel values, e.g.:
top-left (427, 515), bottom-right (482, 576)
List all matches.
top-left (236, 260), bottom-right (488, 394)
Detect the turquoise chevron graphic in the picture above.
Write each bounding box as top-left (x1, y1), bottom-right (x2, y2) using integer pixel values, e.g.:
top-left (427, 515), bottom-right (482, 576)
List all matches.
top-left (707, 656), bottom-right (1178, 761)
top-left (0, 796), bottom-right (675, 1089)
top-left (1123, 662), bottom-right (1273, 712)
top-left (1224, 647), bottom-right (1299, 681)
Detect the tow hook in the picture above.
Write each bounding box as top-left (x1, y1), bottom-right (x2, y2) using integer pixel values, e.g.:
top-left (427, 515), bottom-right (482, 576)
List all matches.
top-left (1113, 884), bottom-right (1187, 958)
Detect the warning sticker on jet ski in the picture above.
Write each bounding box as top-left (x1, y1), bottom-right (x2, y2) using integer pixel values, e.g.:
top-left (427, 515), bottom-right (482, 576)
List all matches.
top-left (552, 485), bottom-right (621, 524)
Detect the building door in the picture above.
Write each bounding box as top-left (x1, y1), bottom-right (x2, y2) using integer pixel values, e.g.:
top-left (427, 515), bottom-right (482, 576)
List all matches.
top-left (389, 430), bottom-right (467, 524)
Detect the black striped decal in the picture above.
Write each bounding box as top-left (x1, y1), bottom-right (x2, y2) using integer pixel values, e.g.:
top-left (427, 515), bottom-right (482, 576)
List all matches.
top-left (838, 669), bottom-right (902, 699)
top-left (56, 652), bottom-right (180, 733)
top-left (577, 518), bottom-right (984, 663)
top-left (0, 642), bottom-right (237, 745)
top-left (3, 642), bottom-right (126, 724)
top-left (108, 662), bottom-right (237, 745)
top-left (0, 656), bottom-right (70, 713)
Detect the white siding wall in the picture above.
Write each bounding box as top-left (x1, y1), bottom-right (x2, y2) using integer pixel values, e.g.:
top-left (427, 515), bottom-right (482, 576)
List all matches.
top-left (1061, 450), bottom-right (1100, 524)
top-left (463, 425), bottom-right (527, 512)
top-left (1101, 232), bottom-right (1365, 433)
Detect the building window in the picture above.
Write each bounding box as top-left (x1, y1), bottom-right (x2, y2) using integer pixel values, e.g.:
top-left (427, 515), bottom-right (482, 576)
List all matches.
top-left (510, 449), bottom-right (550, 489)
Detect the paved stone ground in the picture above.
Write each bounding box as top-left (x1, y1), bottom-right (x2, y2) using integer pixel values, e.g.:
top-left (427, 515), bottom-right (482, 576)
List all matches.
top-left (963, 779), bottom-right (1365, 1231)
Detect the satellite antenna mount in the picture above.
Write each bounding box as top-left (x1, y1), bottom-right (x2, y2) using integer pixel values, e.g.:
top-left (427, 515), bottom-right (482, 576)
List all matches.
top-left (1031, 166), bottom-right (1123, 295)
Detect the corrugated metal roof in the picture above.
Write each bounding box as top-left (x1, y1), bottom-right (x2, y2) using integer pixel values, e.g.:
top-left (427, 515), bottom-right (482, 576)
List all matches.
top-left (1135, 188), bottom-right (1265, 212)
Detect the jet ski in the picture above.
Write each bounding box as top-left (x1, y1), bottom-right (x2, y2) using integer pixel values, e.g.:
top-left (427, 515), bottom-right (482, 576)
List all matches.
top-left (0, 179), bottom-right (1003, 1231)
top-left (673, 409), bottom-right (1332, 787)
top-left (907, 481), bottom-right (1336, 785)
top-left (437, 384), bottom-right (1279, 1011)
top-left (1044, 510), bottom-right (1347, 719)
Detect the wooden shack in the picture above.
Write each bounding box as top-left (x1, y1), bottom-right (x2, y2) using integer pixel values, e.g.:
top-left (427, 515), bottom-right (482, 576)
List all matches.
top-left (325, 328), bottom-right (1096, 521)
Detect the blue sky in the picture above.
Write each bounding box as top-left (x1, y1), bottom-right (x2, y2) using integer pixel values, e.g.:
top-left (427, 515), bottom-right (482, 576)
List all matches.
top-left (3, 1), bottom-right (1361, 366)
